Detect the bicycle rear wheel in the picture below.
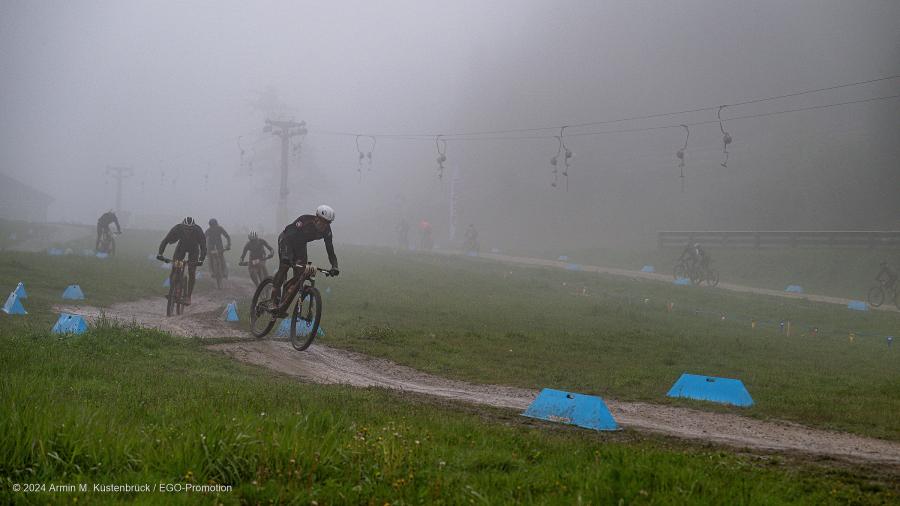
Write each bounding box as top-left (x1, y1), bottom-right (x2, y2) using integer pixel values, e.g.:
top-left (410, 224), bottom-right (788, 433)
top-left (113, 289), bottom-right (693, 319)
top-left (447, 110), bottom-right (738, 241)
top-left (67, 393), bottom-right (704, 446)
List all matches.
top-left (250, 277), bottom-right (277, 338)
top-left (673, 263), bottom-right (686, 280)
top-left (867, 286), bottom-right (885, 308)
top-left (705, 269), bottom-right (720, 287)
top-left (290, 286), bottom-right (322, 351)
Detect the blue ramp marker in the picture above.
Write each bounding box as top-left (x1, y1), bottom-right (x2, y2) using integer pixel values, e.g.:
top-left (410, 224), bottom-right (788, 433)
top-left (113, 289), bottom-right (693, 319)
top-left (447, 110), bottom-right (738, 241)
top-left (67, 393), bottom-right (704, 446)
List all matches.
top-left (522, 388), bottom-right (618, 431)
top-left (223, 301), bottom-right (239, 322)
top-left (466, 251), bottom-right (478, 257)
top-left (95, 252), bottom-right (109, 259)
top-left (276, 318), bottom-right (325, 337)
top-left (163, 277), bottom-right (170, 288)
top-left (640, 265), bottom-right (655, 273)
top-left (565, 263), bottom-right (582, 271)
top-left (61, 284), bottom-right (85, 300)
top-left (2, 292), bottom-right (27, 315)
top-left (673, 277), bottom-right (691, 286)
top-left (51, 313), bottom-right (88, 335)
top-left (557, 255), bottom-right (569, 261)
top-left (785, 284), bottom-right (803, 293)
top-left (666, 373), bottom-right (754, 407)
top-left (14, 282), bottom-right (27, 299)
top-left (47, 248), bottom-right (64, 256)
top-left (847, 300), bottom-right (868, 311)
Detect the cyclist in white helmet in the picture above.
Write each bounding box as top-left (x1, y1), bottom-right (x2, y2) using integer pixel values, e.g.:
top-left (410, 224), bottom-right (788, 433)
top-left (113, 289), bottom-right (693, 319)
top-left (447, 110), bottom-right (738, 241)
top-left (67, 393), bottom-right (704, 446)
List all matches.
top-left (269, 205), bottom-right (339, 315)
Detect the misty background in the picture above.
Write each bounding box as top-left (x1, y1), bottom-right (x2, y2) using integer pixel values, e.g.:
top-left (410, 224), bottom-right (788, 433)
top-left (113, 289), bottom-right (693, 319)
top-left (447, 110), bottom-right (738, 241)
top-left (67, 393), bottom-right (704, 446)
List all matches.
top-left (2, 0), bottom-right (898, 251)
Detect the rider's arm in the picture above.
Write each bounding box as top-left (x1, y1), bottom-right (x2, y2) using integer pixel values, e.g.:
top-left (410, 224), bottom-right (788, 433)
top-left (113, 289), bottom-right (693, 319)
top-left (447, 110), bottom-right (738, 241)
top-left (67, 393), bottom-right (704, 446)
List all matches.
top-left (324, 233), bottom-right (338, 269)
top-left (240, 242), bottom-right (250, 262)
top-left (262, 240), bottom-right (274, 257)
top-left (113, 216), bottom-right (121, 233)
top-left (158, 226), bottom-right (178, 256)
top-left (197, 229), bottom-right (207, 261)
top-left (223, 229), bottom-right (231, 249)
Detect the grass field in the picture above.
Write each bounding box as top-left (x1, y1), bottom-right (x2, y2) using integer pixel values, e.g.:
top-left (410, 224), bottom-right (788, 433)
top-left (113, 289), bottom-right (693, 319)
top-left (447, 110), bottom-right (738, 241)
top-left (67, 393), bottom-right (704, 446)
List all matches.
top-left (532, 244), bottom-right (900, 301)
top-left (2, 224), bottom-right (900, 502)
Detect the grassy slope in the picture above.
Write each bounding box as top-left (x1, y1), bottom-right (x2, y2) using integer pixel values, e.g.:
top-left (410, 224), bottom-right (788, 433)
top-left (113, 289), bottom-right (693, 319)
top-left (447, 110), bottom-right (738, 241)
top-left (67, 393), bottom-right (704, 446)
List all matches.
top-left (541, 245), bottom-right (900, 300)
top-left (1, 226), bottom-right (899, 502)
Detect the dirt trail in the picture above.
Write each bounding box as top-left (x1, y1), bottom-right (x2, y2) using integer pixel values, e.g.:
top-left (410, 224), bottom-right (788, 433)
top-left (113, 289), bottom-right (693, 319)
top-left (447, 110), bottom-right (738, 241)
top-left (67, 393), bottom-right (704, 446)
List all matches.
top-left (57, 277), bottom-right (900, 466)
top-left (473, 252), bottom-right (898, 312)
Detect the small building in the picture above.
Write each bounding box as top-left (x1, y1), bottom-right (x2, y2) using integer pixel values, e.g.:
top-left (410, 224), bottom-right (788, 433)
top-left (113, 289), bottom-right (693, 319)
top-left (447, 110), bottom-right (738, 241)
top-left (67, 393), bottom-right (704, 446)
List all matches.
top-left (0, 172), bottom-right (54, 222)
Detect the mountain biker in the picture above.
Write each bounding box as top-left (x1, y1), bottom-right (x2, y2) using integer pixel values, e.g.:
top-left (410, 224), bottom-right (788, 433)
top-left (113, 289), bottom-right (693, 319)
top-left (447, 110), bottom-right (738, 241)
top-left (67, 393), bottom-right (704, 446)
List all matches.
top-left (678, 241), bottom-right (699, 269)
top-left (696, 243), bottom-right (710, 270)
top-left (269, 205), bottom-right (340, 316)
top-left (205, 218), bottom-right (232, 278)
top-left (876, 261), bottom-right (898, 289)
top-left (463, 223), bottom-right (479, 251)
top-left (157, 217), bottom-right (206, 305)
top-left (419, 219), bottom-right (433, 250)
top-left (240, 231), bottom-right (274, 283)
top-left (96, 210), bottom-right (121, 251)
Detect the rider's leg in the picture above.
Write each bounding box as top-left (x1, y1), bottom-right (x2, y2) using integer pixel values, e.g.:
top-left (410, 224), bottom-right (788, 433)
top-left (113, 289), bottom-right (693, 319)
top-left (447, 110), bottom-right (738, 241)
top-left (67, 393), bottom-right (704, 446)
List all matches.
top-left (95, 224), bottom-right (103, 251)
top-left (270, 233), bottom-right (293, 305)
top-left (185, 249), bottom-right (199, 304)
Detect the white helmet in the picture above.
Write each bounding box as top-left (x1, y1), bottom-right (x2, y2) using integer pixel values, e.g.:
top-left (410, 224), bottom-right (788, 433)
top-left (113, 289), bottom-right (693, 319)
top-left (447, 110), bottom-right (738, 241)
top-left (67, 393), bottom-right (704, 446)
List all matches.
top-left (315, 204), bottom-right (335, 223)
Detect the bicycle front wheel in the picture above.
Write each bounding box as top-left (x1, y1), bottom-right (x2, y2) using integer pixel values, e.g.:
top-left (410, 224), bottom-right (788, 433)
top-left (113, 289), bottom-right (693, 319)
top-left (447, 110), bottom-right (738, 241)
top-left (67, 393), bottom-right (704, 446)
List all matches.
top-left (166, 274), bottom-right (178, 317)
top-left (250, 277), bottom-right (277, 338)
top-left (291, 286), bottom-right (322, 351)
top-left (867, 286), bottom-right (885, 308)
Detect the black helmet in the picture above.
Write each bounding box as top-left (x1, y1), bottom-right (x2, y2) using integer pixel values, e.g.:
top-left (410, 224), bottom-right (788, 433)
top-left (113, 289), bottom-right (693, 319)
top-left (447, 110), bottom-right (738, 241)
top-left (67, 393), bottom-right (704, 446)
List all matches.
top-left (183, 217), bottom-right (194, 226)
top-left (249, 232), bottom-right (258, 241)
top-left (209, 218), bottom-right (218, 226)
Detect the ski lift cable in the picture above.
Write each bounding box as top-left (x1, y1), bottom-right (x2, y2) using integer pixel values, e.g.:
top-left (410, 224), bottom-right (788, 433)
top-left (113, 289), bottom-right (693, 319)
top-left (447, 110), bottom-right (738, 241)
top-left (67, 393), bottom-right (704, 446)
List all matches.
top-left (309, 73), bottom-right (900, 139)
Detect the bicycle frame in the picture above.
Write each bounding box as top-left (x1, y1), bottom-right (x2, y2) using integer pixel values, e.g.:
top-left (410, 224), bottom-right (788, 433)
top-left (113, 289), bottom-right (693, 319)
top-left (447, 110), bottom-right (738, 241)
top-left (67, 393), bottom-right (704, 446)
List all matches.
top-left (274, 264), bottom-right (319, 313)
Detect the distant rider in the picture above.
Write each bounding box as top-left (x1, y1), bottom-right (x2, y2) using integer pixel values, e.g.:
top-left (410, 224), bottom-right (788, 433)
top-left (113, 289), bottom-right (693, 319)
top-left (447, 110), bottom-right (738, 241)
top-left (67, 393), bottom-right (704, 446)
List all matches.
top-left (157, 217), bottom-right (206, 305)
top-left (419, 220), bottom-right (433, 251)
top-left (96, 210), bottom-right (121, 251)
top-left (240, 232), bottom-right (274, 285)
top-left (205, 218), bottom-right (232, 278)
top-left (876, 261), bottom-right (898, 289)
top-left (269, 205), bottom-right (340, 316)
top-left (463, 223), bottom-right (479, 252)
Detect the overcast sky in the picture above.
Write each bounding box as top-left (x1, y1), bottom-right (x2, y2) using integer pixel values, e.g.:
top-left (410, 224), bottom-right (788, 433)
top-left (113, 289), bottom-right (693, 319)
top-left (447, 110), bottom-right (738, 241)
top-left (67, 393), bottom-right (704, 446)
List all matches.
top-left (2, 0), bottom-right (898, 248)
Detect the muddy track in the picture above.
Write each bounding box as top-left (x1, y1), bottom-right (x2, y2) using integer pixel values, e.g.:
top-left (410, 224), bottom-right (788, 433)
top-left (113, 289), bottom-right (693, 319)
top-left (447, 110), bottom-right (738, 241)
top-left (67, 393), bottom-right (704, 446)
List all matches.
top-left (468, 252), bottom-right (899, 312)
top-left (57, 277), bottom-right (900, 466)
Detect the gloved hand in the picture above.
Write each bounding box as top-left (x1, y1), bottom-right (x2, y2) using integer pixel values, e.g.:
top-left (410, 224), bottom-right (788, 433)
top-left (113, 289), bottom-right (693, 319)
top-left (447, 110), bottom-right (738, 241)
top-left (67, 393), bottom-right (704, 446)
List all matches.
top-left (156, 254), bottom-right (166, 262)
top-left (197, 260), bottom-right (204, 267)
top-left (329, 268), bottom-right (340, 277)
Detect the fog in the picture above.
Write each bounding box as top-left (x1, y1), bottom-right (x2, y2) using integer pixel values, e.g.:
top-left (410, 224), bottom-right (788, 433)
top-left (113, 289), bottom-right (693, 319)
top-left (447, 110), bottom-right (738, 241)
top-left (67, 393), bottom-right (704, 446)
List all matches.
top-left (2, 0), bottom-right (898, 251)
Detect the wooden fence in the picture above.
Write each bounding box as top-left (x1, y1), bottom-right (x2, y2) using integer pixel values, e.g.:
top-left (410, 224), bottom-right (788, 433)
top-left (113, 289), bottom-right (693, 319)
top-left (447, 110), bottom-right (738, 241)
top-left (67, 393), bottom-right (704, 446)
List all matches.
top-left (658, 230), bottom-right (900, 249)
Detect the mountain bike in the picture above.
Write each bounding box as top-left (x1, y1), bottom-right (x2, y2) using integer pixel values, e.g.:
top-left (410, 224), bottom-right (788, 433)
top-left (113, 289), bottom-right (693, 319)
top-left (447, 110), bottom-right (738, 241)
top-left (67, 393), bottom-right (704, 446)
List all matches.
top-left (249, 262), bottom-right (334, 351)
top-left (692, 262), bottom-right (720, 287)
top-left (159, 257), bottom-right (201, 317)
top-left (208, 247), bottom-right (228, 289)
top-left (867, 278), bottom-right (899, 309)
top-left (240, 255), bottom-right (273, 287)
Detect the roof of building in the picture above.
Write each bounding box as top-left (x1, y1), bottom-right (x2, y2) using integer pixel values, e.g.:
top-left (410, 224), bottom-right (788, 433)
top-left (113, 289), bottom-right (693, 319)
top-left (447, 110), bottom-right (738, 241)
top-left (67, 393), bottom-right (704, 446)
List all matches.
top-left (0, 172), bottom-right (54, 205)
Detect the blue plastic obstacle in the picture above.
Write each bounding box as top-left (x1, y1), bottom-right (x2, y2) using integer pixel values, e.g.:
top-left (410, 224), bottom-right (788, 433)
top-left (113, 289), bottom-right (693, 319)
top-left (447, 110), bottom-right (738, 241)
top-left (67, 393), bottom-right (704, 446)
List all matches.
top-left (666, 373), bottom-right (754, 407)
top-left (51, 313), bottom-right (88, 335)
top-left (162, 277), bottom-right (170, 288)
top-left (673, 277), bottom-right (691, 286)
top-left (95, 252), bottom-right (109, 259)
top-left (640, 265), bottom-right (655, 273)
top-left (847, 300), bottom-right (868, 311)
top-left (522, 388), bottom-right (619, 431)
top-left (785, 284), bottom-right (804, 293)
top-left (2, 292), bottom-right (27, 315)
top-left (222, 301), bottom-right (239, 322)
top-left (276, 318), bottom-right (325, 337)
top-left (61, 284), bottom-right (85, 300)
top-left (47, 248), bottom-right (64, 256)
top-left (14, 282), bottom-right (27, 299)
top-left (565, 263), bottom-right (582, 271)
top-left (466, 251), bottom-right (478, 257)
top-left (557, 255), bottom-right (569, 261)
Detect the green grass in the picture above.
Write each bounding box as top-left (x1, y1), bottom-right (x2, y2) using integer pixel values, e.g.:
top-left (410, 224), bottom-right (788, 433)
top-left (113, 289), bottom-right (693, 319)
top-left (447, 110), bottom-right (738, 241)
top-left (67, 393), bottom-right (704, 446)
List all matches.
top-left (542, 245), bottom-right (900, 301)
top-left (2, 227), bottom-right (900, 502)
top-left (2, 321), bottom-right (898, 504)
top-left (316, 248), bottom-right (900, 440)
